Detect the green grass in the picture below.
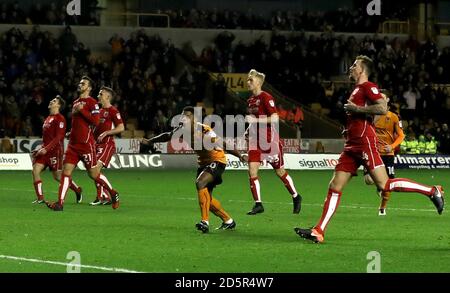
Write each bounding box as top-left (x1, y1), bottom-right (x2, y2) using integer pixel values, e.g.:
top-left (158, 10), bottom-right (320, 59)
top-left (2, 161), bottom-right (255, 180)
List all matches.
top-left (0, 169), bottom-right (449, 272)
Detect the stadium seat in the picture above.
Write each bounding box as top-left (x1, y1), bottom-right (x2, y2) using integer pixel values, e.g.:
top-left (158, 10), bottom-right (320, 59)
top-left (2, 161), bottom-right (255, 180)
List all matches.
top-left (310, 103), bottom-right (323, 115)
top-left (127, 118), bottom-right (138, 126)
top-left (133, 130), bottom-right (145, 138)
top-left (1, 138), bottom-right (15, 153)
top-left (126, 123), bottom-right (136, 131)
top-left (121, 130), bottom-right (133, 138)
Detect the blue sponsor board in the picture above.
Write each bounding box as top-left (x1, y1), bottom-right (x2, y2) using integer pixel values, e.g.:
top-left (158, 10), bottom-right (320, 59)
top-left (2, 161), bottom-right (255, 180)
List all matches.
top-left (394, 155), bottom-right (450, 169)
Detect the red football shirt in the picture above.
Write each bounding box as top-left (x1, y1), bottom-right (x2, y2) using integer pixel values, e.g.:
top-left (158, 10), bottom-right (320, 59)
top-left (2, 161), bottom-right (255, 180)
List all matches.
top-left (69, 96), bottom-right (100, 144)
top-left (346, 81), bottom-right (382, 143)
top-left (247, 91), bottom-right (279, 148)
top-left (94, 106), bottom-right (123, 144)
top-left (42, 113), bottom-right (65, 153)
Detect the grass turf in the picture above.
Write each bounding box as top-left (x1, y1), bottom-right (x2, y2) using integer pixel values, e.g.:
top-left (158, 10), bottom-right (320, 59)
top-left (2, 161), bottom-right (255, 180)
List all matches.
top-left (0, 169), bottom-right (449, 272)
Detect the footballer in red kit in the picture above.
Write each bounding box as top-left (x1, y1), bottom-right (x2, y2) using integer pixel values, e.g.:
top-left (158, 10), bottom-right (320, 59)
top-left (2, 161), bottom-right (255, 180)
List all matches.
top-left (90, 86), bottom-right (124, 206)
top-left (46, 77), bottom-right (120, 211)
top-left (295, 55), bottom-right (445, 243)
top-left (31, 96), bottom-right (82, 204)
top-left (245, 69), bottom-right (302, 215)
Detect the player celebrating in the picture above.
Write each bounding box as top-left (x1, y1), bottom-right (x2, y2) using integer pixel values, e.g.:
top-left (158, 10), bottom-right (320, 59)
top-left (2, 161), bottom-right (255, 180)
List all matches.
top-left (245, 69), bottom-right (302, 215)
top-left (47, 76), bottom-right (120, 211)
top-left (31, 96), bottom-right (82, 204)
top-left (90, 86), bottom-right (124, 206)
top-left (295, 55), bottom-right (444, 243)
top-left (142, 106), bottom-right (245, 233)
top-left (364, 100), bottom-right (405, 216)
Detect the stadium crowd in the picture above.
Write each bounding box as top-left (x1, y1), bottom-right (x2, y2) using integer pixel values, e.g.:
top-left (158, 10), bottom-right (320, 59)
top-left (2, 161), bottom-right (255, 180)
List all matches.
top-left (0, 1), bottom-right (406, 33)
top-left (0, 1), bottom-right (100, 26)
top-left (0, 23), bottom-right (449, 153)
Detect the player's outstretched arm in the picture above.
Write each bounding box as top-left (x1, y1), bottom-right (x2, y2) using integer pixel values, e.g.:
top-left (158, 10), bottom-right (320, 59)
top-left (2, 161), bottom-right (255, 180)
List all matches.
top-left (246, 113), bottom-right (279, 124)
top-left (141, 123), bottom-right (183, 145)
top-left (211, 136), bottom-right (247, 162)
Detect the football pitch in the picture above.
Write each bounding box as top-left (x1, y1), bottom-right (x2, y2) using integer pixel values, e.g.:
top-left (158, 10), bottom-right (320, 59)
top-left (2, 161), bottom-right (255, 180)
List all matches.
top-left (0, 169), bottom-right (449, 273)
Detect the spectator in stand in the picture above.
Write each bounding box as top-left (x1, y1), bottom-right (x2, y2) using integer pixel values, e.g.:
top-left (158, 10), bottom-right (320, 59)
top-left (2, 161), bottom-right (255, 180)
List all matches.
top-left (438, 124), bottom-right (450, 154)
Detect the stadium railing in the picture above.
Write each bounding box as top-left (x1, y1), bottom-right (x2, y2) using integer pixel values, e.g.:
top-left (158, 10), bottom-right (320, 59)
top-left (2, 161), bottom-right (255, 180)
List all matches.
top-left (381, 20), bottom-right (410, 34)
top-left (102, 12), bottom-right (170, 28)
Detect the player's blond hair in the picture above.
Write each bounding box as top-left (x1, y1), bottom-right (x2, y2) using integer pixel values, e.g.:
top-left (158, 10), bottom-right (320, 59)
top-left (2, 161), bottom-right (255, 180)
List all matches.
top-left (248, 69), bottom-right (265, 84)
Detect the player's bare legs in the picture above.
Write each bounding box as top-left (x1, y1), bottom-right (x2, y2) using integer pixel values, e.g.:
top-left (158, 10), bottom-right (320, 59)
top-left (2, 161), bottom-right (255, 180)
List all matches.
top-left (295, 171), bottom-right (352, 243)
top-left (87, 166), bottom-right (119, 209)
top-left (195, 171), bottom-right (234, 233)
top-left (56, 163), bottom-right (76, 206)
top-left (31, 163), bottom-right (46, 203)
top-left (274, 167), bottom-right (302, 214)
top-left (51, 170), bottom-right (83, 203)
top-left (247, 162), bottom-right (264, 215)
top-left (369, 167), bottom-right (444, 214)
top-left (90, 162), bottom-right (111, 206)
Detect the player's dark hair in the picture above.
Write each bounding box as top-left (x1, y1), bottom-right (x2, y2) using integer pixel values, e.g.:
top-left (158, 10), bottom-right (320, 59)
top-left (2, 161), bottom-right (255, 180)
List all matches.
top-left (55, 95), bottom-right (65, 110)
top-left (100, 86), bottom-right (115, 98)
top-left (182, 106), bottom-right (195, 114)
top-left (356, 55), bottom-right (374, 77)
top-left (81, 75), bottom-right (95, 89)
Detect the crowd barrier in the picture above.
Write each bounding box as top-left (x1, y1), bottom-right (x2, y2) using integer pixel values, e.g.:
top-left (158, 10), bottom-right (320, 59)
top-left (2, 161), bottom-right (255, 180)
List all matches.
top-left (2, 153), bottom-right (449, 171)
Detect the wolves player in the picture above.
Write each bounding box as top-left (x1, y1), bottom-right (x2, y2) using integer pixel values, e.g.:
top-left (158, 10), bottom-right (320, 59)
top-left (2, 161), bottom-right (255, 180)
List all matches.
top-left (245, 69), bottom-right (302, 215)
top-left (31, 96), bottom-right (82, 204)
top-left (142, 106), bottom-right (246, 233)
top-left (47, 76), bottom-right (120, 211)
top-left (295, 56), bottom-right (444, 243)
top-left (90, 86), bottom-right (124, 206)
top-left (364, 97), bottom-right (405, 216)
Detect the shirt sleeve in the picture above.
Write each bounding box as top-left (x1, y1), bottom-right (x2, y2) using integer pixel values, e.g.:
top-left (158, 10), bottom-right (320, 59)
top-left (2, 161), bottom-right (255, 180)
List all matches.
top-left (79, 100), bottom-right (100, 126)
top-left (263, 93), bottom-right (277, 115)
top-left (111, 107), bottom-right (124, 126)
top-left (365, 83), bottom-right (382, 102)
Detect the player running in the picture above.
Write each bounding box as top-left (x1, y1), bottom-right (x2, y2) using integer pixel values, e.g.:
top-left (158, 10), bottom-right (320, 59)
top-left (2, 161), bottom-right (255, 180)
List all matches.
top-left (141, 106), bottom-right (246, 233)
top-left (46, 76), bottom-right (120, 211)
top-left (31, 96), bottom-right (82, 204)
top-left (90, 86), bottom-right (124, 206)
top-left (364, 99), bottom-right (405, 216)
top-left (245, 69), bottom-right (302, 215)
top-left (295, 55), bottom-right (444, 243)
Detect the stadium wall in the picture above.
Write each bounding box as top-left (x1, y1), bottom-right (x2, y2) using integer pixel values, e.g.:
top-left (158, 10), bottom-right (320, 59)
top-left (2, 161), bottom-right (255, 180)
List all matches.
top-left (6, 138), bottom-right (345, 154)
top-left (2, 153), bottom-right (450, 171)
top-left (0, 24), bottom-right (410, 56)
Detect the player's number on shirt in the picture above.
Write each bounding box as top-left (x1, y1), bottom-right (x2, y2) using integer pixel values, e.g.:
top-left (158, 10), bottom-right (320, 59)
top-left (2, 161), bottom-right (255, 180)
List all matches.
top-left (82, 153), bottom-right (92, 164)
top-left (50, 157), bottom-right (57, 166)
top-left (97, 147), bottom-right (103, 155)
top-left (387, 166), bottom-right (395, 176)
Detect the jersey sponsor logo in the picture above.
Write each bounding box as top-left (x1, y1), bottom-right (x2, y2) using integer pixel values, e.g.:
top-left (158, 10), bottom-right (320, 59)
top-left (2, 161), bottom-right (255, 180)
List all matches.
top-left (371, 87), bottom-right (379, 94)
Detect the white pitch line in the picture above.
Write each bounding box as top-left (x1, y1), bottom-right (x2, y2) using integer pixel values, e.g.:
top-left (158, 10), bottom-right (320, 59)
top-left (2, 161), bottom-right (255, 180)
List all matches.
top-left (0, 254), bottom-right (144, 273)
top-left (1, 187), bottom-right (437, 213)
